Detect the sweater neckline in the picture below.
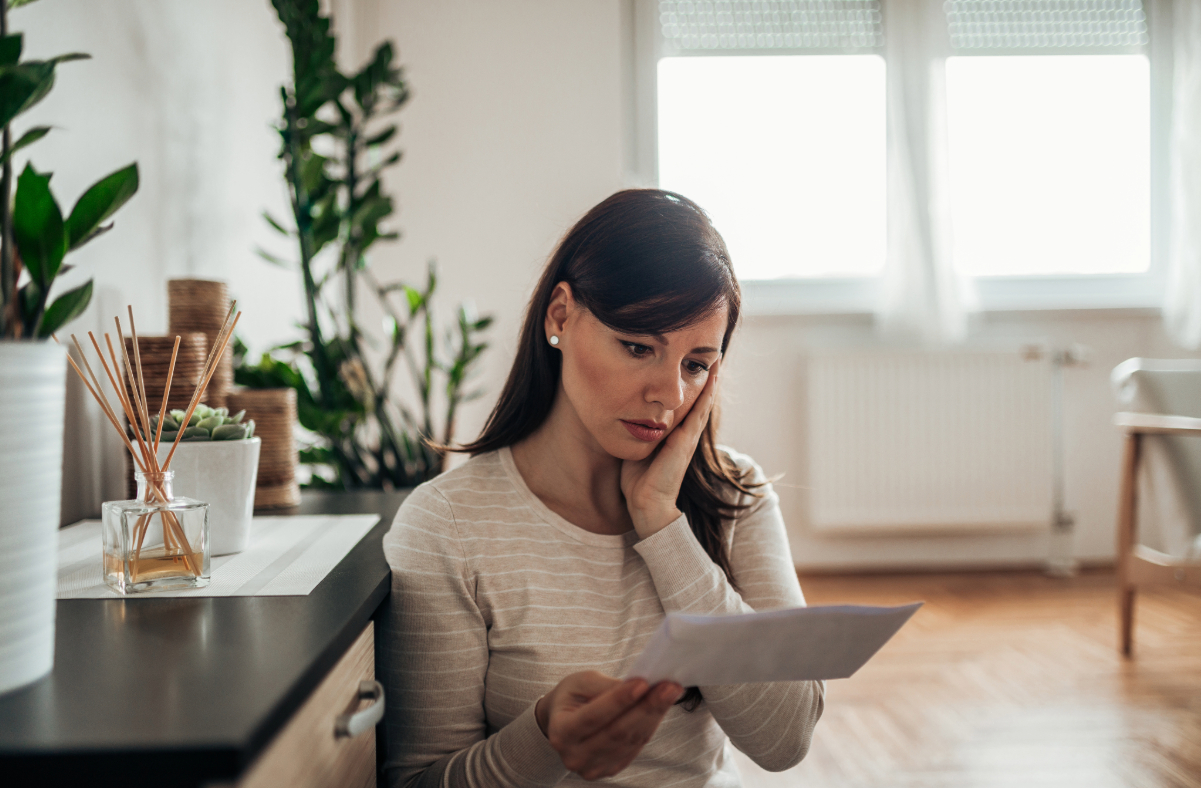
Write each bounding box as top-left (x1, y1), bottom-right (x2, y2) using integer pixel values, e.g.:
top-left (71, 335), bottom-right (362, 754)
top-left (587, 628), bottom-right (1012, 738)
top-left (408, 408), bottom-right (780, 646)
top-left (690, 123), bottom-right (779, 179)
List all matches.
top-left (498, 446), bottom-right (638, 550)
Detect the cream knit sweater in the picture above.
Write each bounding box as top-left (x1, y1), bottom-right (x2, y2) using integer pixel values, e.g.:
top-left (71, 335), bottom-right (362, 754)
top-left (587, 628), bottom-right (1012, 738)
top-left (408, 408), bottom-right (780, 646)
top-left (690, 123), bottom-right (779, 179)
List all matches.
top-left (379, 446), bottom-right (824, 788)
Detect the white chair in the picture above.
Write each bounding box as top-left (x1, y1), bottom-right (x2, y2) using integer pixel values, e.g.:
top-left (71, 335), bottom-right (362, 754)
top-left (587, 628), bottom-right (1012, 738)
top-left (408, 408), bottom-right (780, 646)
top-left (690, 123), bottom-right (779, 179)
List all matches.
top-left (1111, 359), bottom-right (1201, 656)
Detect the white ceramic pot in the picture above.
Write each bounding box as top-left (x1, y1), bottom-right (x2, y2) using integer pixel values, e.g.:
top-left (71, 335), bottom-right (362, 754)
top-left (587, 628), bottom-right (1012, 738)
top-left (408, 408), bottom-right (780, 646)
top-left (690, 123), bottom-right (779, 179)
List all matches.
top-left (156, 438), bottom-right (261, 556)
top-left (0, 341), bottom-right (66, 695)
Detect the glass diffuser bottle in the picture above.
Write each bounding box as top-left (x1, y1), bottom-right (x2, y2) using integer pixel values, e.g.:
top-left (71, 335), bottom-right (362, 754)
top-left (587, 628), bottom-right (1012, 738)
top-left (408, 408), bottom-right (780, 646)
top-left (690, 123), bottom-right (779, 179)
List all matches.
top-left (102, 470), bottom-right (210, 594)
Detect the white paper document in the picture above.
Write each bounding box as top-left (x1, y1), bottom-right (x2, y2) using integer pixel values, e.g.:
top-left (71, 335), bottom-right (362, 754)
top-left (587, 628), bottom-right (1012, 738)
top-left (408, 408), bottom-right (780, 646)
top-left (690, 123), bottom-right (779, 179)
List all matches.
top-left (627, 603), bottom-right (922, 686)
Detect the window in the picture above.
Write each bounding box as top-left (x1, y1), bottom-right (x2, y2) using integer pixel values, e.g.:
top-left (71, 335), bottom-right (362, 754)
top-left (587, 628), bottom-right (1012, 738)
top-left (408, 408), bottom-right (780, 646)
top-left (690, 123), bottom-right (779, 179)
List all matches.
top-left (944, 0), bottom-right (1152, 283)
top-left (658, 55), bottom-right (886, 279)
top-left (642, 0), bottom-right (1159, 311)
top-left (653, 0), bottom-right (886, 282)
top-left (945, 55), bottom-right (1150, 277)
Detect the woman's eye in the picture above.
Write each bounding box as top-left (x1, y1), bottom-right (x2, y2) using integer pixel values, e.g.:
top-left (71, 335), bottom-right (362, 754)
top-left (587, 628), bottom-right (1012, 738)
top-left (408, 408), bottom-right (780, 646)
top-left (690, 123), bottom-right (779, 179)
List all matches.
top-left (685, 360), bottom-right (710, 376)
top-left (621, 341), bottom-right (653, 358)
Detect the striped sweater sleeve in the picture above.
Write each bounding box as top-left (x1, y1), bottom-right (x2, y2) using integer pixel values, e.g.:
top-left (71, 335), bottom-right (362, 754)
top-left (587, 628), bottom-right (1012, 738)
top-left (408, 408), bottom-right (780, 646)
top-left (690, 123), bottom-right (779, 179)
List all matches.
top-left (379, 483), bottom-right (569, 788)
top-left (632, 457), bottom-right (826, 772)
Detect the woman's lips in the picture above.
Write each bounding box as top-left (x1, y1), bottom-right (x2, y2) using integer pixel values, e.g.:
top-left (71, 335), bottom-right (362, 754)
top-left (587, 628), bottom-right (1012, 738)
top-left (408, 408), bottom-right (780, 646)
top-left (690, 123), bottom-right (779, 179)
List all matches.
top-left (621, 420), bottom-right (667, 442)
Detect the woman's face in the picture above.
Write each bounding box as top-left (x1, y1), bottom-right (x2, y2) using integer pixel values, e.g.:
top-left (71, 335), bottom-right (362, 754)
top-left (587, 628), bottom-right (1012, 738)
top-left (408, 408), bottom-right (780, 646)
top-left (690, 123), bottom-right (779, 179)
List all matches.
top-left (547, 284), bottom-right (727, 462)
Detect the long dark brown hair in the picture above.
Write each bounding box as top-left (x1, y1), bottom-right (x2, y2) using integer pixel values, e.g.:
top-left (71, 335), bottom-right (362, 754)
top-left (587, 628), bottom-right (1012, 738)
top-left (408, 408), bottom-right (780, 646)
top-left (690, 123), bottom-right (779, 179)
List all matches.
top-left (460, 189), bottom-right (763, 590)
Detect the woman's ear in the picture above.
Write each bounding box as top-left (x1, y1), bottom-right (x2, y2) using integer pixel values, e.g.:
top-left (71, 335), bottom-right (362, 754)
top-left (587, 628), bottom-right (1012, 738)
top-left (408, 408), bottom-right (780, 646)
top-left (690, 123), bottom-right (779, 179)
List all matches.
top-left (544, 282), bottom-right (574, 344)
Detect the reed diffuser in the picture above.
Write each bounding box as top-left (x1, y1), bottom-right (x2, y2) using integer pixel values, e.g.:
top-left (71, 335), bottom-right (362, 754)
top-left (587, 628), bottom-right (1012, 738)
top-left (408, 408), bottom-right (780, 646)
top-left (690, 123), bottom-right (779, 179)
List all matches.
top-left (64, 304), bottom-right (241, 593)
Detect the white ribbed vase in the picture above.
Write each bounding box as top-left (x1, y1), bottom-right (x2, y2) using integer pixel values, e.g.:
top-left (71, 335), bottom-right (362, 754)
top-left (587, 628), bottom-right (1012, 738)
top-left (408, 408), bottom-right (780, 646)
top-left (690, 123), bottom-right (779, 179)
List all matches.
top-left (0, 341), bottom-right (66, 695)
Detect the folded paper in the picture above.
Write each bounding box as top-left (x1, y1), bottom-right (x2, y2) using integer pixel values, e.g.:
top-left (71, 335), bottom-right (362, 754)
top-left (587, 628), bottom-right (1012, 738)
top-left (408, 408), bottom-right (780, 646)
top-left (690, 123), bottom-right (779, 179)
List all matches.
top-left (628, 602), bottom-right (922, 686)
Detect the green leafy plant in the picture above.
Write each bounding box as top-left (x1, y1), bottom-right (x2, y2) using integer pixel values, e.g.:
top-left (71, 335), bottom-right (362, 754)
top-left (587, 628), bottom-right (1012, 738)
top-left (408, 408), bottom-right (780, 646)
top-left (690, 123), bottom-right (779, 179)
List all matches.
top-left (0, 0), bottom-right (138, 339)
top-left (242, 0), bottom-right (490, 490)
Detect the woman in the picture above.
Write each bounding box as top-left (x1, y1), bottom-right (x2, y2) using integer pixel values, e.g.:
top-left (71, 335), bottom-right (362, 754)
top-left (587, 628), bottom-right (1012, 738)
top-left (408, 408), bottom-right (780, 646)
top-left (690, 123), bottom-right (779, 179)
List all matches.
top-left (380, 189), bottom-right (824, 787)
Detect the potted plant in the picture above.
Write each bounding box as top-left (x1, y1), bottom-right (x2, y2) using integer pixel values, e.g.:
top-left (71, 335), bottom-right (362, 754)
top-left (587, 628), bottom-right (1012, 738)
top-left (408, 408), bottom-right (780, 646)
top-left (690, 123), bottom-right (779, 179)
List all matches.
top-left (0, 0), bottom-right (138, 694)
top-left (241, 0), bottom-right (491, 492)
top-left (149, 405), bottom-right (260, 556)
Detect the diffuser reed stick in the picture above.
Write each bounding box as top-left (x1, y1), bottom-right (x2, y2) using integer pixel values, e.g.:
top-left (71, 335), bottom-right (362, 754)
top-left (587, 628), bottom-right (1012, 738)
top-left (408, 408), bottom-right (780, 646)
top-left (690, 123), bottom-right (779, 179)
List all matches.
top-left (64, 303), bottom-right (241, 582)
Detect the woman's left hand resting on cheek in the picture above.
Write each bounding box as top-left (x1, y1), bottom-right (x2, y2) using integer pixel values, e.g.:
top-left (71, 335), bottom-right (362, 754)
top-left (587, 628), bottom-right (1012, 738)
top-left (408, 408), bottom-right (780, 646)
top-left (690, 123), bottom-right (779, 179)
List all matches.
top-left (620, 360), bottom-right (720, 539)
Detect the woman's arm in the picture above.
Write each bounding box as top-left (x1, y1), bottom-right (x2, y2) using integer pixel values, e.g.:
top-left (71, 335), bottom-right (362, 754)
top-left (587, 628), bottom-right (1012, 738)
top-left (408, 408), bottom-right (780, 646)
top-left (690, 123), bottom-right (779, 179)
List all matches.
top-left (632, 460), bottom-right (826, 772)
top-left (379, 484), bottom-right (569, 788)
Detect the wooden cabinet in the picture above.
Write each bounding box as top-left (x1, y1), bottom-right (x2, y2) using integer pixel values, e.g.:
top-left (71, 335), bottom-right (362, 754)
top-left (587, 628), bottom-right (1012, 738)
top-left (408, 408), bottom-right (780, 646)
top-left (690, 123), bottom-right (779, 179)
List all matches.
top-left (236, 623), bottom-right (378, 788)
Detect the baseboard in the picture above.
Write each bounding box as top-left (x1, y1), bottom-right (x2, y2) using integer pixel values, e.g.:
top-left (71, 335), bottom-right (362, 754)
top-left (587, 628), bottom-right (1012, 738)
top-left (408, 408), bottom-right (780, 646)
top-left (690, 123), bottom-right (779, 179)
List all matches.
top-left (794, 557), bottom-right (1117, 577)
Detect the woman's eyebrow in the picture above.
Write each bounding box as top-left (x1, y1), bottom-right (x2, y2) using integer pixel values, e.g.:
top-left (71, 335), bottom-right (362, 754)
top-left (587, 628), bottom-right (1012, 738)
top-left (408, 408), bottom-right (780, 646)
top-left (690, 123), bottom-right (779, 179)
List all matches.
top-left (625, 331), bottom-right (719, 354)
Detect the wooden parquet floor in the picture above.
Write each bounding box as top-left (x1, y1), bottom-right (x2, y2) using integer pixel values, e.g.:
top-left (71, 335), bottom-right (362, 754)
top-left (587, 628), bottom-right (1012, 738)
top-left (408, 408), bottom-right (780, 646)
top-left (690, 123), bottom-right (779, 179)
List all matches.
top-left (730, 570), bottom-right (1201, 788)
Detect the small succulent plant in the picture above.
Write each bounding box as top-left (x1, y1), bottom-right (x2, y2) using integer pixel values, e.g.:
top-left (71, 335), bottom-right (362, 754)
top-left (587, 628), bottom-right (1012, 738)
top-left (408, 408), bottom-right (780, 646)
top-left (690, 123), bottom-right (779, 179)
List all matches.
top-left (151, 404), bottom-right (256, 443)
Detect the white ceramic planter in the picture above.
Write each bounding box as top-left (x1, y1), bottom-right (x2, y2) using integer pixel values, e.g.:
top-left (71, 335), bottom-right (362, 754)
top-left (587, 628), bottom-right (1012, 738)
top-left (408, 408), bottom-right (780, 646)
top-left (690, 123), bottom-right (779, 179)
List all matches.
top-left (0, 341), bottom-right (66, 695)
top-left (156, 438), bottom-right (261, 556)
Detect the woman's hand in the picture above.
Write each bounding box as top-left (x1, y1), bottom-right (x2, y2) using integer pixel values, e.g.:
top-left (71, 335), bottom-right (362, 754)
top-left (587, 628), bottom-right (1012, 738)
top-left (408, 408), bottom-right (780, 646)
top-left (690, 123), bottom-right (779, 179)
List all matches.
top-left (621, 361), bottom-right (720, 538)
top-left (535, 671), bottom-right (684, 780)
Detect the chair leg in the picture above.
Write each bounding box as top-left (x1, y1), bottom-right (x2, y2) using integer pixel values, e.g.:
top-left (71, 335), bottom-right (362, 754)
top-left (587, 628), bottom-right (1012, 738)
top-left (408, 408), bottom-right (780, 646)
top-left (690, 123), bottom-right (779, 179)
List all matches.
top-left (1116, 432), bottom-right (1140, 657)
top-left (1120, 587), bottom-right (1135, 657)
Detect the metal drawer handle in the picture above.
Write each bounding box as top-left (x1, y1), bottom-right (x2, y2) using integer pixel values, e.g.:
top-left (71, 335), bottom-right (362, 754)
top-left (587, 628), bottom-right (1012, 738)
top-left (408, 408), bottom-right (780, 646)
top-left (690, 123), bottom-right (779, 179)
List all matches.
top-left (335, 680), bottom-right (385, 738)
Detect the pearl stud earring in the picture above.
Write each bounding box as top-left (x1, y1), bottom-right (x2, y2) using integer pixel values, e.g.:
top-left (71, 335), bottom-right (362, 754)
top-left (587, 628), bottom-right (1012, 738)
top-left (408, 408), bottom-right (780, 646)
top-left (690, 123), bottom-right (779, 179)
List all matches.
top-left (549, 335), bottom-right (560, 346)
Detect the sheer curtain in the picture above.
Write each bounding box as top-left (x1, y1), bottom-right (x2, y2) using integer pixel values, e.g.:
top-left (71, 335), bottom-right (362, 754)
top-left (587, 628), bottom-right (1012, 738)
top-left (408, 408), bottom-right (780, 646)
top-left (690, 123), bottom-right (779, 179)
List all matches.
top-left (1164, 0), bottom-right (1201, 348)
top-left (876, 0), bottom-right (975, 345)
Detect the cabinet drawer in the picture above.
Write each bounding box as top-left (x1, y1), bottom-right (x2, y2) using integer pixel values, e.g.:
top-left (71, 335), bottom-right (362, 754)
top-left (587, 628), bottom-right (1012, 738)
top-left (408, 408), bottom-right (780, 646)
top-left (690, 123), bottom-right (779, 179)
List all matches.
top-left (238, 622), bottom-right (377, 788)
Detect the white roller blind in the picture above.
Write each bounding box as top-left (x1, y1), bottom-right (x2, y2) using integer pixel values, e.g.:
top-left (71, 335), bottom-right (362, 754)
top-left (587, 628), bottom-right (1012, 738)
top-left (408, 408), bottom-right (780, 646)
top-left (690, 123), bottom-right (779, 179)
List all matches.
top-left (945, 0), bottom-right (1148, 52)
top-left (658, 0), bottom-right (883, 53)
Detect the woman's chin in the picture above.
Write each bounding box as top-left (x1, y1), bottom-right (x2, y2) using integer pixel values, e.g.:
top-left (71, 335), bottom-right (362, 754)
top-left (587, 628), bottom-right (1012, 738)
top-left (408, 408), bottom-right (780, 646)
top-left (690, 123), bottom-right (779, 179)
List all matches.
top-left (603, 435), bottom-right (659, 463)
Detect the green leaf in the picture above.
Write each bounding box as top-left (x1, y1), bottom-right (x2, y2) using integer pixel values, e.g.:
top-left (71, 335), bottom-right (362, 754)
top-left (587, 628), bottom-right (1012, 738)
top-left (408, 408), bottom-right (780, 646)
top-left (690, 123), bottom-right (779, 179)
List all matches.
top-left (12, 163), bottom-right (65, 286)
top-left (36, 279), bottom-right (91, 337)
top-left (0, 55), bottom-right (88, 128)
top-left (262, 210), bottom-right (292, 236)
top-left (299, 151), bottom-right (328, 193)
top-left (211, 423), bottom-right (250, 441)
top-left (299, 446), bottom-right (335, 465)
top-left (46, 53), bottom-right (90, 66)
top-left (351, 191), bottom-right (393, 232)
top-left (364, 126), bottom-right (396, 148)
top-left (65, 163), bottom-right (138, 250)
top-left (404, 285), bottom-right (422, 315)
top-left (10, 0), bottom-right (45, 9)
top-left (367, 150), bottom-right (401, 175)
top-left (69, 223), bottom-right (113, 249)
top-left (255, 247), bottom-right (291, 267)
top-left (0, 62), bottom-right (53, 129)
top-left (0, 34), bottom-right (22, 66)
top-left (0, 125), bottom-right (49, 165)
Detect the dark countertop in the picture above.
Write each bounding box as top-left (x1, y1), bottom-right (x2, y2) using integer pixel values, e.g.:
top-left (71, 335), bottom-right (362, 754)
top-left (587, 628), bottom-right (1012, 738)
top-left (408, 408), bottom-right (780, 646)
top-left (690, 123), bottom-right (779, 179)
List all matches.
top-left (0, 490), bottom-right (406, 787)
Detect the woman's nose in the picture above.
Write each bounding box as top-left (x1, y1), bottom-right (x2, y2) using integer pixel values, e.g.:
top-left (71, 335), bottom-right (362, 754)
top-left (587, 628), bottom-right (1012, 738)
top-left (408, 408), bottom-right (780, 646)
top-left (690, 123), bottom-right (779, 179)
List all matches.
top-left (645, 363), bottom-right (686, 411)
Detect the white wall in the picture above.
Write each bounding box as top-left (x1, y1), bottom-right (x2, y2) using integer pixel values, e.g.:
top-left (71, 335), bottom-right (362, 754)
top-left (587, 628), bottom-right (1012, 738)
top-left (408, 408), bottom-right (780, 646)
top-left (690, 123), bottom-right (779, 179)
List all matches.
top-left (16, 0), bottom-right (301, 521)
top-left (34, 0), bottom-right (1199, 569)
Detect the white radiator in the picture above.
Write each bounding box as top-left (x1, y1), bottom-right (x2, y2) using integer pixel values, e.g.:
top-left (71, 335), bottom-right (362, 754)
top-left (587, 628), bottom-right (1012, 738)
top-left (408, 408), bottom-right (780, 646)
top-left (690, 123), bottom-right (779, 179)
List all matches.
top-left (807, 350), bottom-right (1054, 534)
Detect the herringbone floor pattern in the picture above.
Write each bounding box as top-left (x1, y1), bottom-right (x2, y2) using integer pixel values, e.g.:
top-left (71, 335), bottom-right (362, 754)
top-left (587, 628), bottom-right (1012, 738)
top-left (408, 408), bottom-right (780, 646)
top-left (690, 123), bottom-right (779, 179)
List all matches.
top-left (730, 570), bottom-right (1201, 788)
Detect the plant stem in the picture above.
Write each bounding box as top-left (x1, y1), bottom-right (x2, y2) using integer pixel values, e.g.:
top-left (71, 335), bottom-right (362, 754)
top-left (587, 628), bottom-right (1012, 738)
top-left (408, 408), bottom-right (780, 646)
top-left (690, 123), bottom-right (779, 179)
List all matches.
top-left (0, 0), bottom-right (12, 338)
top-left (342, 126), bottom-right (358, 320)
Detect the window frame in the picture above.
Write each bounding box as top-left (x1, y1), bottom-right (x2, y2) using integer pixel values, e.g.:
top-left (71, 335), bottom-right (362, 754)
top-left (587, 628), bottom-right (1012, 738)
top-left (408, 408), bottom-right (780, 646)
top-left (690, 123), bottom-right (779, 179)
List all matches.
top-left (629, 0), bottom-right (1173, 316)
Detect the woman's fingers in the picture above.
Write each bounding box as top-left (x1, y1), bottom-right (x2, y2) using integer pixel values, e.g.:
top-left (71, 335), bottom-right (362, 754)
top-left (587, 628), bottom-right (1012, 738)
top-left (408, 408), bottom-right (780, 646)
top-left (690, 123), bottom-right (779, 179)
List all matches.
top-left (601, 681), bottom-right (683, 745)
top-left (574, 682), bottom-right (684, 779)
top-left (680, 360), bottom-right (720, 442)
top-left (558, 677), bottom-right (648, 738)
top-left (660, 360), bottom-right (720, 468)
